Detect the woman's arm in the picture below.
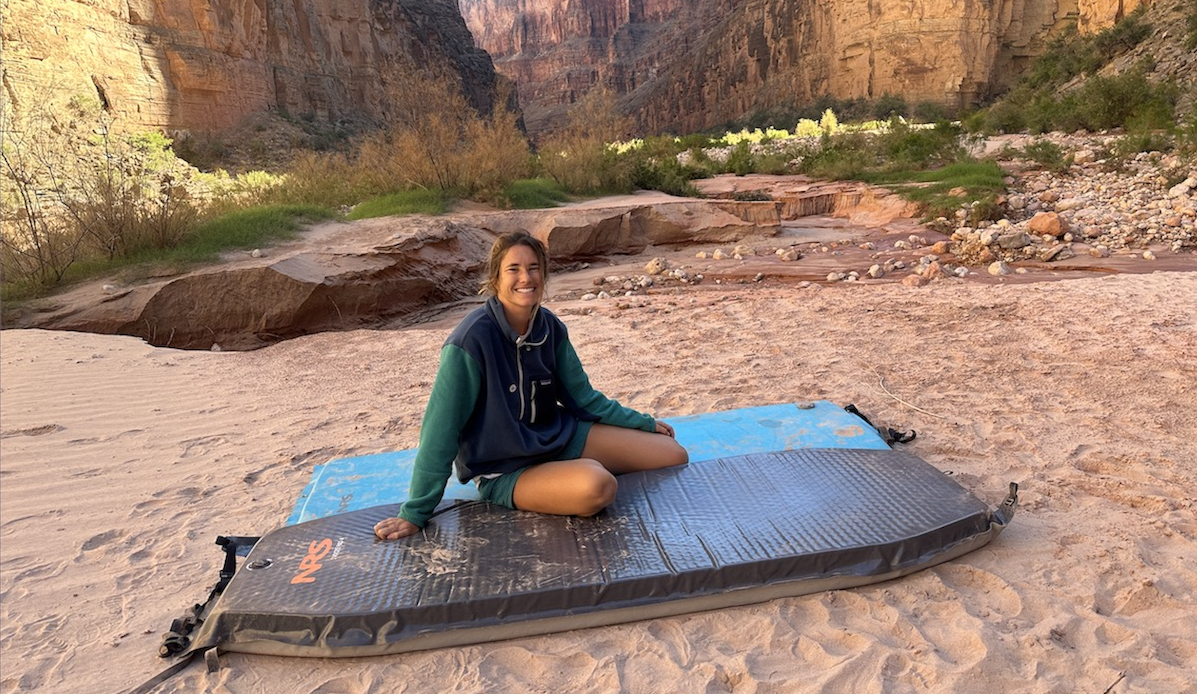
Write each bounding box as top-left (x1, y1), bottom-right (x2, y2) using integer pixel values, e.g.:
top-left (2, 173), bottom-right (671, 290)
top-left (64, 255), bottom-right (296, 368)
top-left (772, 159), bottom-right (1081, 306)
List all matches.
top-left (379, 344), bottom-right (481, 538)
top-left (555, 335), bottom-right (656, 432)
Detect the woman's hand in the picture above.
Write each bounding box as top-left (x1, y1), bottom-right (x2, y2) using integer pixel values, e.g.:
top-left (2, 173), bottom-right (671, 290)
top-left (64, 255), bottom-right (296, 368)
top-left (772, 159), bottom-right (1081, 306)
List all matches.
top-left (654, 420), bottom-right (676, 438)
top-left (374, 517), bottom-right (420, 541)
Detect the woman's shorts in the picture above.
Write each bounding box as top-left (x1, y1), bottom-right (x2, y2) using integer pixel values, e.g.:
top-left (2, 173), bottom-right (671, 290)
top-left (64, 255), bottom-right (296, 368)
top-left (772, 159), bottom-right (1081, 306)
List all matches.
top-left (476, 420), bottom-right (595, 510)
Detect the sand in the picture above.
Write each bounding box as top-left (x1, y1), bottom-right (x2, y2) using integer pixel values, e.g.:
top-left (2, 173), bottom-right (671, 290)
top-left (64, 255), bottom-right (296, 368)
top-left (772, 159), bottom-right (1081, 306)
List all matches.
top-left (2, 266), bottom-right (1196, 693)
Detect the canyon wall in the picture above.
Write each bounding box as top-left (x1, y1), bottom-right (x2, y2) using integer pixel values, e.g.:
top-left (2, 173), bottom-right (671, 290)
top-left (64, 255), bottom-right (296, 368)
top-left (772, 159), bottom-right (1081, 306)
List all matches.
top-left (1, 0), bottom-right (508, 133)
top-left (459, 0), bottom-right (1150, 134)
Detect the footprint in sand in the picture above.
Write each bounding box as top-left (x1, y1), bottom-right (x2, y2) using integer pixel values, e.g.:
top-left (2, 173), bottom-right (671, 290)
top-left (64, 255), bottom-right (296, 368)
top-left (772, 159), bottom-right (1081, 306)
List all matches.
top-left (80, 529), bottom-right (125, 553)
top-left (0, 424), bottom-right (64, 438)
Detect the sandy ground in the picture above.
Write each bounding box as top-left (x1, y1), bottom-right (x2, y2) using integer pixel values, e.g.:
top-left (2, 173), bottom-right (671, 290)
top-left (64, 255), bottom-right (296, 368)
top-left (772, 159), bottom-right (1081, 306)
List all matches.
top-left (2, 262), bottom-right (1196, 693)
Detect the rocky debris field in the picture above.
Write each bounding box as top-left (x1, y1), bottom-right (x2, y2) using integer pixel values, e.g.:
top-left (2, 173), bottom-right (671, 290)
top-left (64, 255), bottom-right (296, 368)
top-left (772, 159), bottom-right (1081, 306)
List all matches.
top-left (950, 133), bottom-right (1196, 277)
top-left (570, 133), bottom-right (1196, 298)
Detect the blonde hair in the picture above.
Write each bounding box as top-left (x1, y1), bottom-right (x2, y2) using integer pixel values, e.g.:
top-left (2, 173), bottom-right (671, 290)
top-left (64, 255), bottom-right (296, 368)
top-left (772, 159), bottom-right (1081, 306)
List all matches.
top-left (481, 231), bottom-right (549, 296)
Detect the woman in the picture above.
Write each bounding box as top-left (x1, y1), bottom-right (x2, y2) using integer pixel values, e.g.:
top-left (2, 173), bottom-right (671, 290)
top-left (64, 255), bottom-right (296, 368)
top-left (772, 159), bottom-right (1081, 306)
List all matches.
top-left (374, 231), bottom-right (688, 540)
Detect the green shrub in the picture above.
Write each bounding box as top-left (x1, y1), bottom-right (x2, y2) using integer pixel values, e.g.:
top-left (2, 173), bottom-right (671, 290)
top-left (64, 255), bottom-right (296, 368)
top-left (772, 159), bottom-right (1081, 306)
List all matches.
top-left (1092, 5), bottom-right (1152, 58)
top-left (914, 101), bottom-right (949, 122)
top-left (1018, 139), bottom-right (1073, 172)
top-left (1112, 131), bottom-right (1175, 158)
top-left (872, 95), bottom-right (909, 120)
top-left (877, 121), bottom-right (965, 169)
top-left (1073, 68), bottom-right (1177, 131)
top-left (796, 133), bottom-right (876, 180)
top-left (724, 141), bottom-right (755, 176)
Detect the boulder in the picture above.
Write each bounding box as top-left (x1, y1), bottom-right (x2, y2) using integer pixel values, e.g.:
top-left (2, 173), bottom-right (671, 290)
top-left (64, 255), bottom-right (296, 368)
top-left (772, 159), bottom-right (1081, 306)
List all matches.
top-left (1028, 212), bottom-right (1070, 238)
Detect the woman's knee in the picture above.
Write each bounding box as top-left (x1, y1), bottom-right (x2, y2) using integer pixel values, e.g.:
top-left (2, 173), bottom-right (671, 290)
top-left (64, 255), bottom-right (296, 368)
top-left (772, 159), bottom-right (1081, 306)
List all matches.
top-left (574, 462), bottom-right (617, 516)
top-left (652, 437), bottom-right (688, 469)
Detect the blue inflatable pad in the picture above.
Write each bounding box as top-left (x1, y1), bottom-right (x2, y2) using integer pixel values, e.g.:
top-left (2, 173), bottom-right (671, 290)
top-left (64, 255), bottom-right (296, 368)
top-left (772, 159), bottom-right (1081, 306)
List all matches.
top-left (286, 401), bottom-right (890, 525)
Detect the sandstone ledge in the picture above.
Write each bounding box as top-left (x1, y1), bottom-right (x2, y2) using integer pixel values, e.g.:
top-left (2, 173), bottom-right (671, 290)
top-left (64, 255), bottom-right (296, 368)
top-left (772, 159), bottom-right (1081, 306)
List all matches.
top-left (5, 197), bottom-right (780, 351)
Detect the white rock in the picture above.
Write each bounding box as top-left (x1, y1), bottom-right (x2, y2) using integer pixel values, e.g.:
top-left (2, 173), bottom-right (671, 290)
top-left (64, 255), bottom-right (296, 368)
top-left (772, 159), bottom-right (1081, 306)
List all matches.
top-left (1168, 179), bottom-right (1196, 197)
top-left (582, 293), bottom-right (597, 301)
top-left (251, 249), bottom-right (263, 258)
top-left (712, 249), bottom-right (729, 260)
top-left (644, 257), bottom-right (668, 275)
top-left (988, 261), bottom-right (1010, 276)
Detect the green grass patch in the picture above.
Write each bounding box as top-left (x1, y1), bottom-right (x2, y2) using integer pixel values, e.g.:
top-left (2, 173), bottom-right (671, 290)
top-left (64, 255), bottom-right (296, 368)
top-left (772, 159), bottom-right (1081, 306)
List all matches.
top-left (1, 205), bottom-right (335, 302)
top-left (500, 178), bottom-right (572, 209)
top-left (347, 189), bottom-right (448, 220)
top-left (861, 160), bottom-right (1008, 222)
top-left (166, 204), bottom-right (335, 259)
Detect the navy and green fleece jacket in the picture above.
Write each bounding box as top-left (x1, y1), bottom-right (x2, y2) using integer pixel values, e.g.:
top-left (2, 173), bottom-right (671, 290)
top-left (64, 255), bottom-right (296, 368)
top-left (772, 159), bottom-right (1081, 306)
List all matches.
top-left (397, 297), bottom-right (656, 528)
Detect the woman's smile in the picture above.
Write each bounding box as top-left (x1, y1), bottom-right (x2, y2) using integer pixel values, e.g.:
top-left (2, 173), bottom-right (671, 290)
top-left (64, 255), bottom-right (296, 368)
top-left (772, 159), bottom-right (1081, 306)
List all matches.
top-left (497, 245), bottom-right (544, 330)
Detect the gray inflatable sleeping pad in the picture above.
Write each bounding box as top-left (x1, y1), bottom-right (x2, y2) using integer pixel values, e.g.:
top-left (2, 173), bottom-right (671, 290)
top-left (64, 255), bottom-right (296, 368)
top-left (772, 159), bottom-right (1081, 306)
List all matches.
top-left (186, 448), bottom-right (1017, 657)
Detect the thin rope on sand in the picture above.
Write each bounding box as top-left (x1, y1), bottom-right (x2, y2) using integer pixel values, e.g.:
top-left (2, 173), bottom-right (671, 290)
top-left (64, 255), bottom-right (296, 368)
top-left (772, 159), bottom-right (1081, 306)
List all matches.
top-left (869, 366), bottom-right (947, 420)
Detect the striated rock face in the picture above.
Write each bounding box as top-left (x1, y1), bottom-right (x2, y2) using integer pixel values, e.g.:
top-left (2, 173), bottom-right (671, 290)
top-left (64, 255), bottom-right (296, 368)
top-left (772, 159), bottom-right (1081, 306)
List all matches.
top-left (1, 0), bottom-right (507, 133)
top-left (4, 198), bottom-right (778, 350)
top-left (459, 0), bottom-right (1151, 135)
top-left (468, 199), bottom-right (778, 258)
top-left (8, 219), bottom-right (497, 351)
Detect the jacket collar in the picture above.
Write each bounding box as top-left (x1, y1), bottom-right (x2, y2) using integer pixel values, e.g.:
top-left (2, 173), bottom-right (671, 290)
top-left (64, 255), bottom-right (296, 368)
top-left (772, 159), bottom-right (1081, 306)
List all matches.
top-left (486, 296), bottom-right (542, 344)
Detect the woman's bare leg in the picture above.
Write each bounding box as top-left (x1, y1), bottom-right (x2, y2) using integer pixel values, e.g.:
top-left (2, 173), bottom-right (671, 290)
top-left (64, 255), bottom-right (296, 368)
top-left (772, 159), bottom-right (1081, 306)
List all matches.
top-left (512, 425), bottom-right (688, 516)
top-left (580, 423), bottom-right (689, 473)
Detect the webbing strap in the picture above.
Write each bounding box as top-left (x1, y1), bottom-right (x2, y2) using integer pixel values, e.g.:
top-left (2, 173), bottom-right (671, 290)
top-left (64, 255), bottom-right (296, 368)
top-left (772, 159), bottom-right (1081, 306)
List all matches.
top-left (122, 535), bottom-right (259, 693)
top-left (844, 403), bottom-right (916, 446)
top-left (122, 649), bottom-right (205, 694)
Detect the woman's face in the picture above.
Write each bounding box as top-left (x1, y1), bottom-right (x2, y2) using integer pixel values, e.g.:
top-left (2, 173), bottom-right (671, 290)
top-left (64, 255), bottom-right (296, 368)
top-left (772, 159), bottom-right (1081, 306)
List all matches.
top-left (496, 244), bottom-right (544, 313)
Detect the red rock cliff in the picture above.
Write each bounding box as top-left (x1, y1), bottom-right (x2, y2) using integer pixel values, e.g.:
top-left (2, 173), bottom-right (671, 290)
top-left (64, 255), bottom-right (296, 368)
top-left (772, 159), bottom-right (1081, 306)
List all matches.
top-left (2, 0), bottom-right (507, 132)
top-left (459, 0), bottom-right (1150, 134)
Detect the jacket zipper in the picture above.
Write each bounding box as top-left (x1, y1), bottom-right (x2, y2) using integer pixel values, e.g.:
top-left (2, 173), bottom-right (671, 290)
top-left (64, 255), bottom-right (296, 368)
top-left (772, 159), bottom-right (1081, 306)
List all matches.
top-left (516, 340), bottom-right (526, 421)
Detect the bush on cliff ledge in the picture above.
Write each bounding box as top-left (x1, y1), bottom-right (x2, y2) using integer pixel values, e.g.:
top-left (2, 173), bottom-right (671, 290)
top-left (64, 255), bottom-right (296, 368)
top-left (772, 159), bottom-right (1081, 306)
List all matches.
top-left (275, 69), bottom-right (530, 208)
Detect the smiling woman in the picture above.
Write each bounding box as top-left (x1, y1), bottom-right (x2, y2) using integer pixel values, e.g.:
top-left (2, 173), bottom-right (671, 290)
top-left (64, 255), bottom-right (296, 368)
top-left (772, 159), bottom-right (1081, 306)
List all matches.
top-left (373, 230), bottom-right (688, 541)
